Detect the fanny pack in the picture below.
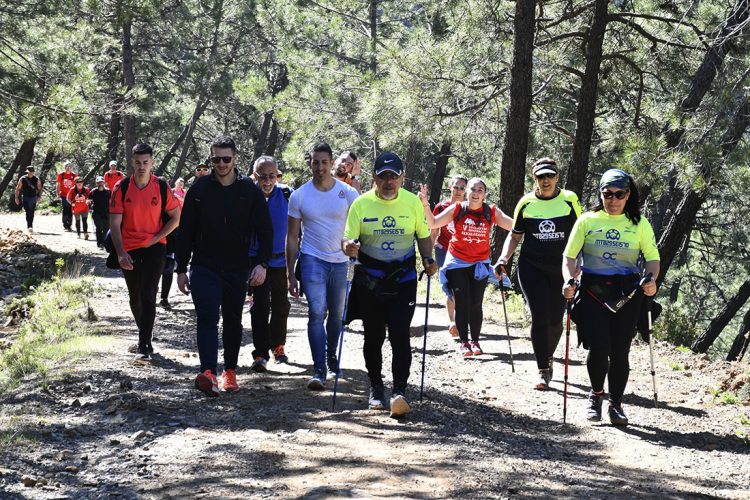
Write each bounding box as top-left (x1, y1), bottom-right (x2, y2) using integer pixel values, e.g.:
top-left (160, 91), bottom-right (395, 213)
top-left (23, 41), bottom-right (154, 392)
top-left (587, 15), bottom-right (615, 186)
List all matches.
top-left (581, 274), bottom-right (639, 313)
top-left (355, 252), bottom-right (416, 298)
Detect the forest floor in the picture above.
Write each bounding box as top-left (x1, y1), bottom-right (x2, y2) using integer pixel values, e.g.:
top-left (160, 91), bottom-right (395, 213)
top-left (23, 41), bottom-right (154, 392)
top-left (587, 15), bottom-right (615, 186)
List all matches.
top-left (0, 213), bottom-right (749, 499)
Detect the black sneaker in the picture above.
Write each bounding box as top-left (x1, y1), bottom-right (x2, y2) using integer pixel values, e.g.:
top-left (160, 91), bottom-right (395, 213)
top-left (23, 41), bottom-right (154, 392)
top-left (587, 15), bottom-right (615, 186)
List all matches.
top-left (586, 391), bottom-right (604, 421)
top-left (608, 404), bottom-right (629, 426)
top-left (159, 299), bottom-right (172, 310)
top-left (327, 355), bottom-right (343, 380)
top-left (368, 385), bottom-right (386, 411)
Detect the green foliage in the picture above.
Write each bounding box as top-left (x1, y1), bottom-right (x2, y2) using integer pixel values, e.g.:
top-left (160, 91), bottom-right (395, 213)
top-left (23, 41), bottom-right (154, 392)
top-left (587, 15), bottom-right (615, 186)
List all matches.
top-left (0, 275), bottom-right (102, 394)
top-left (654, 303), bottom-right (700, 347)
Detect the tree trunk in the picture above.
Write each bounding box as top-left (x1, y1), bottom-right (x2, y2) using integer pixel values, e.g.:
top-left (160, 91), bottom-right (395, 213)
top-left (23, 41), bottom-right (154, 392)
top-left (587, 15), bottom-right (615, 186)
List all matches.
top-left (171, 96), bottom-right (209, 183)
top-left (429, 140), bottom-right (451, 208)
top-left (726, 308), bottom-right (750, 361)
top-left (253, 110), bottom-right (275, 164)
top-left (669, 235), bottom-right (689, 303)
top-left (369, 0), bottom-right (378, 74)
top-left (494, 0), bottom-right (536, 260)
top-left (692, 277), bottom-right (750, 353)
top-left (38, 149), bottom-right (57, 190)
top-left (265, 118), bottom-right (279, 156)
top-left (0, 137), bottom-right (37, 200)
top-left (83, 102), bottom-right (123, 183)
top-left (565, 0), bottom-right (610, 197)
top-left (122, 20), bottom-right (136, 174)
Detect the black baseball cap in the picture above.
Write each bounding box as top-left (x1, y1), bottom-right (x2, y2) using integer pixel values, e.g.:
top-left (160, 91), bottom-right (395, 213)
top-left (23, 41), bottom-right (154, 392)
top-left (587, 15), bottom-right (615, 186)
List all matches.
top-left (374, 151), bottom-right (403, 176)
top-left (532, 159), bottom-right (558, 177)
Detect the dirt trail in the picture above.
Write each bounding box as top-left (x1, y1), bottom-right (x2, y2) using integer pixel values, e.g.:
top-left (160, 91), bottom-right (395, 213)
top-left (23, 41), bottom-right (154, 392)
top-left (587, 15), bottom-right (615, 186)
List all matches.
top-left (1, 213), bottom-right (748, 499)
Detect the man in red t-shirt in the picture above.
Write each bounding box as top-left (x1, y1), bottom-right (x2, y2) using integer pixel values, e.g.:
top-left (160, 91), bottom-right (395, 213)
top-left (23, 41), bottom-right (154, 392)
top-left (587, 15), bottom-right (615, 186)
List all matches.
top-left (67, 177), bottom-right (91, 239)
top-left (56, 162), bottom-right (77, 231)
top-left (110, 143), bottom-right (181, 362)
top-left (430, 174), bottom-right (467, 339)
top-left (103, 160), bottom-right (125, 191)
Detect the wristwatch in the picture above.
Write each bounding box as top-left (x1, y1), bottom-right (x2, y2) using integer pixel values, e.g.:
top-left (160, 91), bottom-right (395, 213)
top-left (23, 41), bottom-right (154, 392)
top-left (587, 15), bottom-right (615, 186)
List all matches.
top-left (351, 175), bottom-right (360, 181)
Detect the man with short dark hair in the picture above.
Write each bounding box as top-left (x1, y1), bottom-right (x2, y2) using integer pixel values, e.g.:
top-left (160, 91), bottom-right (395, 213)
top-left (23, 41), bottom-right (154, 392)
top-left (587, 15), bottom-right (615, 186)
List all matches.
top-left (110, 143), bottom-right (181, 362)
top-left (248, 155), bottom-right (292, 369)
top-left (15, 166), bottom-right (42, 233)
top-left (287, 142), bottom-right (358, 390)
top-left (333, 150), bottom-right (362, 193)
top-left (57, 161), bottom-right (76, 231)
top-left (343, 151), bottom-right (437, 417)
top-left (177, 136), bottom-right (273, 397)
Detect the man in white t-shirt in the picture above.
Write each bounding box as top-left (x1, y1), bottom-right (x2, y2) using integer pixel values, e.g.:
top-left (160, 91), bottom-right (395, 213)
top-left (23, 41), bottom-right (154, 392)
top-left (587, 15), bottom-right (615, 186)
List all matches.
top-left (286, 143), bottom-right (359, 390)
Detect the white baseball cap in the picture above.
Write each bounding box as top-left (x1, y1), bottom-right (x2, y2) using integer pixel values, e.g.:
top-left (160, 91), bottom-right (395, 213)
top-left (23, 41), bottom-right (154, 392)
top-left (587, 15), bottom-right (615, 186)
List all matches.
top-left (109, 160), bottom-right (117, 166)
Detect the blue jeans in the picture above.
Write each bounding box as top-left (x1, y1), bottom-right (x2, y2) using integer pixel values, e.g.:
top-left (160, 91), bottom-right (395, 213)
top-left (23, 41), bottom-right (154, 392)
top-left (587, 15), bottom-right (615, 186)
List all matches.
top-left (299, 253), bottom-right (348, 375)
top-left (435, 245), bottom-right (452, 298)
top-left (190, 265), bottom-right (249, 375)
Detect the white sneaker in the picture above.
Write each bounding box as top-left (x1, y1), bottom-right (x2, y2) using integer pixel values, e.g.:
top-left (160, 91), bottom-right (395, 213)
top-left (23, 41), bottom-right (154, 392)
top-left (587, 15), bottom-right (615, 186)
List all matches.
top-left (389, 394), bottom-right (411, 418)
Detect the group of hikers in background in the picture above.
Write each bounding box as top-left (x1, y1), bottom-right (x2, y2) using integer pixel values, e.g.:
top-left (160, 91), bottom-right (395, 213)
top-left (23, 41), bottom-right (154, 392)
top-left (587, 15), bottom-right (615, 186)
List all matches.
top-left (12, 137), bottom-right (660, 424)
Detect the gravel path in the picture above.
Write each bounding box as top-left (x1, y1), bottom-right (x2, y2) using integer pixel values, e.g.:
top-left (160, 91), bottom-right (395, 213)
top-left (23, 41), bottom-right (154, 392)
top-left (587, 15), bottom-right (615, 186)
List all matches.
top-left (0, 213), bottom-right (748, 499)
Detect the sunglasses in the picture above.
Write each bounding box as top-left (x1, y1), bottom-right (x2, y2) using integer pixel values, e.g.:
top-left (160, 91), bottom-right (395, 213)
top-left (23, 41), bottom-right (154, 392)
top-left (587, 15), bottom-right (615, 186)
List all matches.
top-left (451, 186), bottom-right (466, 191)
top-left (601, 190), bottom-right (629, 200)
top-left (536, 173), bottom-right (556, 180)
top-left (195, 167), bottom-right (209, 172)
top-left (211, 156), bottom-right (233, 164)
top-left (256, 175), bottom-right (276, 181)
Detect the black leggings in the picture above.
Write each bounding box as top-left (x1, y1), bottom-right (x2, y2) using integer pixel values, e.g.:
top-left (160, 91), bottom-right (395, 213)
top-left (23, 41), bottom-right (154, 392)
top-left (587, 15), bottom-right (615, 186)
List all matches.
top-left (579, 285), bottom-right (643, 405)
top-left (122, 244), bottom-right (166, 351)
top-left (517, 258), bottom-right (566, 369)
top-left (446, 265), bottom-right (488, 342)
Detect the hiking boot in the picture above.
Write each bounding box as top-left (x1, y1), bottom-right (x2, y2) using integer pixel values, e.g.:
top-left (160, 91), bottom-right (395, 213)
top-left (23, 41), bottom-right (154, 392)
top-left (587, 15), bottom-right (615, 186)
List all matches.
top-left (534, 369), bottom-right (552, 391)
top-left (195, 369), bottom-right (219, 397)
top-left (272, 344), bottom-right (288, 364)
top-left (368, 384), bottom-right (386, 411)
top-left (460, 342), bottom-right (473, 358)
top-left (390, 392), bottom-right (411, 418)
top-left (159, 298), bottom-right (172, 310)
top-left (586, 391), bottom-right (604, 421)
top-left (608, 404), bottom-right (629, 426)
top-left (84, 233), bottom-right (89, 240)
top-left (250, 357), bottom-right (268, 373)
top-left (222, 369), bottom-right (239, 392)
top-left (470, 341), bottom-right (483, 355)
top-left (448, 323), bottom-right (459, 339)
top-left (307, 372), bottom-right (326, 391)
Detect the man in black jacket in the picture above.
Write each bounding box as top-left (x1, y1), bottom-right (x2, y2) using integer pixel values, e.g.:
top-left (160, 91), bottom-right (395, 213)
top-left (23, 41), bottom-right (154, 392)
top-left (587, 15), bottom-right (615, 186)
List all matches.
top-left (176, 136), bottom-right (273, 397)
top-left (88, 176), bottom-right (111, 248)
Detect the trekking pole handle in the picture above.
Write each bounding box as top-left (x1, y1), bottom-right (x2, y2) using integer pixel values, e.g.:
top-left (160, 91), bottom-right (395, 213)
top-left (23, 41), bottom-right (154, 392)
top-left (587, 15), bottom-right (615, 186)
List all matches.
top-left (639, 272), bottom-right (654, 287)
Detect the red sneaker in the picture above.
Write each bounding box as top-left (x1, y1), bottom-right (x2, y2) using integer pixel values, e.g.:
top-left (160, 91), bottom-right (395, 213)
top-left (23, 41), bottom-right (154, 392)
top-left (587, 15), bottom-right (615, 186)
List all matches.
top-left (222, 369), bottom-right (239, 392)
top-left (195, 369), bottom-right (219, 397)
top-left (460, 342), bottom-right (473, 358)
top-left (470, 341), bottom-right (483, 355)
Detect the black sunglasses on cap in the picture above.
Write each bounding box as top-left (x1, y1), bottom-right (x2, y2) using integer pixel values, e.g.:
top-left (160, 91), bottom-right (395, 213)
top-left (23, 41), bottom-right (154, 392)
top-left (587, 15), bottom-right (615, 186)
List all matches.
top-left (535, 173), bottom-right (557, 180)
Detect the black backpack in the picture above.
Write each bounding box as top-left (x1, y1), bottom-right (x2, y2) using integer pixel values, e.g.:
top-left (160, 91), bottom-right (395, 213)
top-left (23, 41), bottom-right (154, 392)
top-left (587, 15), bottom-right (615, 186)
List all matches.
top-left (453, 201), bottom-right (493, 226)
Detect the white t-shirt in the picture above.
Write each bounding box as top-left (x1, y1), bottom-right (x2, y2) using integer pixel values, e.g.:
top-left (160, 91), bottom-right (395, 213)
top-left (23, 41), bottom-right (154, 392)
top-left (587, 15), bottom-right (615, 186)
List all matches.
top-left (288, 179), bottom-right (359, 263)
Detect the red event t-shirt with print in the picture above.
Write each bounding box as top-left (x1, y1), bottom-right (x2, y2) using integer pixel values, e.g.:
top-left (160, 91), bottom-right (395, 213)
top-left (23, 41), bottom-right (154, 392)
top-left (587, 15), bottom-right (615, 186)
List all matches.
top-left (57, 171), bottom-right (77, 197)
top-left (448, 203), bottom-right (496, 262)
top-left (110, 175), bottom-right (180, 252)
top-left (104, 170), bottom-right (125, 192)
top-left (67, 187), bottom-right (90, 214)
top-left (433, 200), bottom-right (457, 249)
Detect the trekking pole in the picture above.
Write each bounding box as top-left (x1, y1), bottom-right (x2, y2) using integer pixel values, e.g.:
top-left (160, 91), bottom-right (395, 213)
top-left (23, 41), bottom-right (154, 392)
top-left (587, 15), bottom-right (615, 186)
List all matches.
top-left (419, 259), bottom-right (434, 403)
top-left (498, 270), bottom-right (515, 373)
top-left (640, 272), bottom-right (658, 408)
top-left (331, 252), bottom-right (357, 411)
top-left (563, 278), bottom-right (577, 424)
